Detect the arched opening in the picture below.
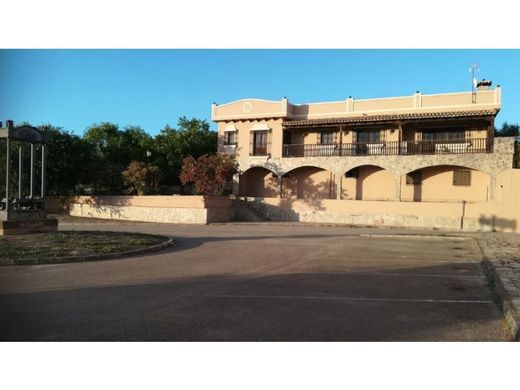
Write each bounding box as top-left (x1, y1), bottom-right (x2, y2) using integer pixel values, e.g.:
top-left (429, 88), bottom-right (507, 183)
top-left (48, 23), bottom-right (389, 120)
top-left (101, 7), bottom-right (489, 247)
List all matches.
top-left (343, 165), bottom-right (395, 200)
top-left (239, 167), bottom-right (279, 197)
top-left (401, 165), bottom-right (490, 202)
top-left (282, 166), bottom-right (336, 200)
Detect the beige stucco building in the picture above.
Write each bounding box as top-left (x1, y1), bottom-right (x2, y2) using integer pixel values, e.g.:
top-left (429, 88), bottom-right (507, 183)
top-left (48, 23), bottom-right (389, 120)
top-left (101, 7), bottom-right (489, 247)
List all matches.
top-left (212, 83), bottom-right (520, 232)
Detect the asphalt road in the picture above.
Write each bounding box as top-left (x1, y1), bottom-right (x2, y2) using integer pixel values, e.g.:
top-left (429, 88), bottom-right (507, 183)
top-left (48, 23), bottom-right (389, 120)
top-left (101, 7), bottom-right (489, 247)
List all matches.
top-left (0, 219), bottom-right (511, 341)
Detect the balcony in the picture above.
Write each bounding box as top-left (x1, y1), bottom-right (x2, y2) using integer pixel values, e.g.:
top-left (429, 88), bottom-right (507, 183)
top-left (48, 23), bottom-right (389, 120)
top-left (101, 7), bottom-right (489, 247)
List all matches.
top-left (282, 138), bottom-right (491, 158)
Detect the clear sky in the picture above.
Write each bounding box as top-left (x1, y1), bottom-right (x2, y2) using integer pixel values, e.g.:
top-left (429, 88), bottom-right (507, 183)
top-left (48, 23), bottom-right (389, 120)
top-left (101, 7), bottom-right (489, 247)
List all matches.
top-left (0, 49), bottom-right (519, 136)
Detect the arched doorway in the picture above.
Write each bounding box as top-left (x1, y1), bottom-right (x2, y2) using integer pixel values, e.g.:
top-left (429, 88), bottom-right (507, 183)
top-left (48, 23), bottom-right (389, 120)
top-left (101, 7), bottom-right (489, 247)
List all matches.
top-left (343, 165), bottom-right (395, 200)
top-left (401, 165), bottom-right (490, 202)
top-left (239, 167), bottom-right (279, 197)
top-left (282, 166), bottom-right (336, 200)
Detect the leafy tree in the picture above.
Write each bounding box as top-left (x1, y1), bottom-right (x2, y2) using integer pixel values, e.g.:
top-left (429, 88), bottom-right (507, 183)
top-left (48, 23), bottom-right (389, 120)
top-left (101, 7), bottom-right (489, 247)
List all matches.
top-left (180, 154), bottom-right (237, 196)
top-left (122, 161), bottom-right (161, 195)
top-left (83, 122), bottom-right (154, 194)
top-left (495, 122), bottom-right (520, 138)
top-left (155, 117), bottom-right (217, 185)
top-left (44, 125), bottom-right (97, 195)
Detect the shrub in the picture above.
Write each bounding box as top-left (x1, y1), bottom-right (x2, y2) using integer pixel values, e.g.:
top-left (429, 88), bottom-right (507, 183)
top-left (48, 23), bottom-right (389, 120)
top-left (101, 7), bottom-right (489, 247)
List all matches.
top-left (180, 154), bottom-right (238, 196)
top-left (122, 161), bottom-right (161, 195)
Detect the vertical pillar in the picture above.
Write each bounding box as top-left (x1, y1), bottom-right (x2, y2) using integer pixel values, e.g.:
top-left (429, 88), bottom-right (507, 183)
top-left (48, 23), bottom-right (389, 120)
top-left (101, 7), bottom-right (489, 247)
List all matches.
top-left (336, 174), bottom-right (342, 200)
top-left (41, 144), bottom-right (46, 198)
top-left (489, 174), bottom-right (496, 201)
top-left (395, 175), bottom-right (402, 201)
top-left (232, 173), bottom-right (240, 196)
top-left (18, 145), bottom-right (23, 199)
top-left (5, 138), bottom-right (10, 210)
top-left (30, 143), bottom-right (34, 198)
top-left (278, 175), bottom-right (283, 198)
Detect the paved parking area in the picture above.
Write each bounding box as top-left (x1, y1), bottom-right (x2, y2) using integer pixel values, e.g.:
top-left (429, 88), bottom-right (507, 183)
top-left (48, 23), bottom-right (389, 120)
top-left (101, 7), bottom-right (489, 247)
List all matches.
top-left (0, 220), bottom-right (511, 341)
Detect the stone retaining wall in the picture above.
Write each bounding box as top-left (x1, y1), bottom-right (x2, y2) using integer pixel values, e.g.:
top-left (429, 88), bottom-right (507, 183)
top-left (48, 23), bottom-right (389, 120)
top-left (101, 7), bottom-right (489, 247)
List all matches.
top-left (67, 196), bottom-right (235, 224)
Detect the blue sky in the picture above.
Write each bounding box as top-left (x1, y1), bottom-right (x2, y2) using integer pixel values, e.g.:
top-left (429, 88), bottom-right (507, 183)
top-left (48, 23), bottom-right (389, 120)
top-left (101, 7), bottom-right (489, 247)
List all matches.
top-left (0, 49), bottom-right (519, 135)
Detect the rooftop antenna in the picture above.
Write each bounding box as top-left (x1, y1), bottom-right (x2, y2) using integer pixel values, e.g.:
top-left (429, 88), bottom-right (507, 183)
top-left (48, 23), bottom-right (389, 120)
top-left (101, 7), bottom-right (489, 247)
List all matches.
top-left (469, 63), bottom-right (479, 103)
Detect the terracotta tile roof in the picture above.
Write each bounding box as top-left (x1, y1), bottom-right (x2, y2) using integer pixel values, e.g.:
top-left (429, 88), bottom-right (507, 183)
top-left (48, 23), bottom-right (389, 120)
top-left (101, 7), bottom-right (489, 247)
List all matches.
top-left (283, 109), bottom-right (499, 127)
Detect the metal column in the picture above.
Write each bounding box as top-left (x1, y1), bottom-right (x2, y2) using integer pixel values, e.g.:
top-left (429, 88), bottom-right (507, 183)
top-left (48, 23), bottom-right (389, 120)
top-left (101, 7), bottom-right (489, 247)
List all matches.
top-left (5, 138), bottom-right (10, 210)
top-left (41, 145), bottom-right (46, 198)
top-left (18, 145), bottom-right (23, 199)
top-left (30, 143), bottom-right (34, 198)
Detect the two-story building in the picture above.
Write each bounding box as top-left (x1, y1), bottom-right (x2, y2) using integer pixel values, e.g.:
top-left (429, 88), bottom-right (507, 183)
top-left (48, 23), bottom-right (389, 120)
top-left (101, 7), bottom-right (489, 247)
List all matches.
top-left (212, 83), bottom-right (519, 230)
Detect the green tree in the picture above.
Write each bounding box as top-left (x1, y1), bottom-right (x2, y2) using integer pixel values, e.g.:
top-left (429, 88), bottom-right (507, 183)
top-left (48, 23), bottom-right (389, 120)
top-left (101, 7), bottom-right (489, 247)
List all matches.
top-left (83, 122), bottom-right (155, 194)
top-left (155, 117), bottom-right (217, 185)
top-left (44, 125), bottom-right (97, 195)
top-left (495, 122), bottom-right (520, 137)
top-left (122, 161), bottom-right (161, 195)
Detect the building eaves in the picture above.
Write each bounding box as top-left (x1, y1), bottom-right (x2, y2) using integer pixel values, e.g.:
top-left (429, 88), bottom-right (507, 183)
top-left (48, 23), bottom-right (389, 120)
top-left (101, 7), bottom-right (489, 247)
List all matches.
top-left (282, 109), bottom-right (499, 128)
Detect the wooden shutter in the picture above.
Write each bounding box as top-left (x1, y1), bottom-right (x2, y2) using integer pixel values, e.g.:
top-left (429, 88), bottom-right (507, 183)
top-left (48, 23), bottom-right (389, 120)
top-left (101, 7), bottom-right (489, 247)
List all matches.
top-left (453, 169), bottom-right (471, 186)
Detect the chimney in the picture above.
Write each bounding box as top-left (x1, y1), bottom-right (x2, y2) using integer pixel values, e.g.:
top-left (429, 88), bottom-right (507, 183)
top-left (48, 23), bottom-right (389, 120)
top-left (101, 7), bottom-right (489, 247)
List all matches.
top-left (476, 79), bottom-right (492, 91)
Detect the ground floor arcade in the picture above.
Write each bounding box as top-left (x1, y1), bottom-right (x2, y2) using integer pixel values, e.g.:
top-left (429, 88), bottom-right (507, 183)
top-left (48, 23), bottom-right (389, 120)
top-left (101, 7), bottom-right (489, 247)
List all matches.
top-left (238, 164), bottom-right (492, 203)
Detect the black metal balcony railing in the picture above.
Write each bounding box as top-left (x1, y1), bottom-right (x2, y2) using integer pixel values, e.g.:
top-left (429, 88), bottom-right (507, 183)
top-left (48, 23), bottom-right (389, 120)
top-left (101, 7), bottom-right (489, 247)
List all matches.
top-left (282, 138), bottom-right (491, 158)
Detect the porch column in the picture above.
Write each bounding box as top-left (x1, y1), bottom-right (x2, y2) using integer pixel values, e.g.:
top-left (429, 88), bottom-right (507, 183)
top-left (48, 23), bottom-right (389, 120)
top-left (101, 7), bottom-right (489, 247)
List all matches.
top-left (489, 174), bottom-right (497, 201)
top-left (232, 173), bottom-right (240, 196)
top-left (336, 175), bottom-right (342, 200)
top-left (397, 122), bottom-right (403, 155)
top-left (278, 175), bottom-right (283, 198)
top-left (395, 175), bottom-right (402, 201)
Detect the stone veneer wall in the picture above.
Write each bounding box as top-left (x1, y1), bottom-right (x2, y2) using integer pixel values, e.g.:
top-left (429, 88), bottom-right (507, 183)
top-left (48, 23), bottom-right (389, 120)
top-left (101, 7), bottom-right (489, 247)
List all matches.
top-left (236, 196), bottom-right (516, 232)
top-left (68, 196), bottom-right (235, 224)
top-left (237, 137), bottom-right (515, 181)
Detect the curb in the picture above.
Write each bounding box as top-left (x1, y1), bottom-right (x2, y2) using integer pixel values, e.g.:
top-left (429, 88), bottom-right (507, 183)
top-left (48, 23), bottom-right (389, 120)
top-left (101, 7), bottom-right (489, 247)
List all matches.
top-left (473, 238), bottom-right (520, 341)
top-left (0, 235), bottom-right (174, 266)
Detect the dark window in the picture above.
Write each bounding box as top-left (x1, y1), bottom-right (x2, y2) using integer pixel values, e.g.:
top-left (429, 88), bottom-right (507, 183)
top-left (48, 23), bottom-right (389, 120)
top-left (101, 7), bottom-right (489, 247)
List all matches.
top-left (357, 130), bottom-right (381, 143)
top-left (283, 131), bottom-right (292, 145)
top-left (225, 131), bottom-right (236, 145)
top-left (406, 171), bottom-right (422, 185)
top-left (320, 131), bottom-right (334, 144)
top-left (422, 129), bottom-right (466, 141)
top-left (253, 131), bottom-right (268, 155)
top-left (453, 169), bottom-right (471, 186)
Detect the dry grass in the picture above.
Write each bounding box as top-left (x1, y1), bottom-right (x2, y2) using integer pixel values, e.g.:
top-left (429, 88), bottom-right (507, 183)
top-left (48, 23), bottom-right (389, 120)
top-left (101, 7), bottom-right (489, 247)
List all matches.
top-left (0, 231), bottom-right (167, 261)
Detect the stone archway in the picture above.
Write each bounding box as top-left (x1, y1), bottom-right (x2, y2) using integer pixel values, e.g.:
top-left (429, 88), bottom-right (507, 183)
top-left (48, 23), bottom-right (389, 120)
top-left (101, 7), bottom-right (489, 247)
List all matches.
top-left (401, 165), bottom-right (491, 202)
top-left (282, 166), bottom-right (336, 200)
top-left (239, 166), bottom-right (280, 197)
top-left (342, 165), bottom-right (396, 201)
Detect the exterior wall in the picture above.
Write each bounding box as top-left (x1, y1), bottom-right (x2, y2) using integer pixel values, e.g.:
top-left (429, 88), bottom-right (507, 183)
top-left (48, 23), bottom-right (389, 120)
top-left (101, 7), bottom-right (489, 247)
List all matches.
top-left (282, 167), bottom-right (335, 200)
top-left (213, 90), bottom-right (500, 122)
top-left (342, 166), bottom-right (395, 200)
top-left (400, 166), bottom-right (490, 202)
top-left (238, 197), bottom-right (483, 231)
top-left (236, 137), bottom-right (514, 181)
top-left (68, 196), bottom-right (234, 224)
top-left (214, 90), bottom-right (501, 161)
top-left (239, 167), bottom-right (278, 197)
top-left (218, 118), bottom-right (284, 158)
